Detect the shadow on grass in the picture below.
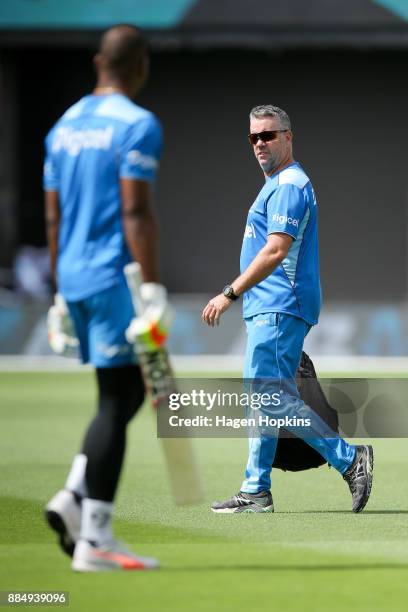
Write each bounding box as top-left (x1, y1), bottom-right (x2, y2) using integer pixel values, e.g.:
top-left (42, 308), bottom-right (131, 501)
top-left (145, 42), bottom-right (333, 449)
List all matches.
top-left (0, 497), bottom-right (229, 546)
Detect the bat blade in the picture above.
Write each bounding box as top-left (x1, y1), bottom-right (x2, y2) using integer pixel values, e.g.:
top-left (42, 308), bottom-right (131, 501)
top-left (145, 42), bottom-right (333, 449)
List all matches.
top-left (160, 438), bottom-right (203, 505)
top-left (138, 348), bottom-right (203, 505)
top-left (124, 264), bottom-right (203, 505)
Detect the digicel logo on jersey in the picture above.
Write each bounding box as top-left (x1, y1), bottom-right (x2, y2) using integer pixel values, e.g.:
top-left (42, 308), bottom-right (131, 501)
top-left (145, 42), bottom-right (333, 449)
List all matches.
top-left (244, 222), bottom-right (256, 238)
top-left (52, 126), bottom-right (114, 156)
top-left (272, 213), bottom-right (299, 228)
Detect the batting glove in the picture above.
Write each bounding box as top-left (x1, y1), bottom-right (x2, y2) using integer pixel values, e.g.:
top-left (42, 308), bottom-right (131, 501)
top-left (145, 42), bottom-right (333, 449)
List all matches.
top-left (47, 293), bottom-right (79, 357)
top-left (126, 283), bottom-right (174, 353)
top-left (139, 283), bottom-right (168, 310)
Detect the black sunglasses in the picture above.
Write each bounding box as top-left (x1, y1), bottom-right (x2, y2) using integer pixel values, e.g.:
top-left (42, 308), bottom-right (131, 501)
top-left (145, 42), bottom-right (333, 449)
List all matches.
top-left (248, 130), bottom-right (288, 145)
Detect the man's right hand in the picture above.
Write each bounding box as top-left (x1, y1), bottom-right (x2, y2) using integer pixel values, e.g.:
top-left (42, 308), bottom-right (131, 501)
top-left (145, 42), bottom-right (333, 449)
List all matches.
top-left (125, 306), bottom-right (174, 353)
top-left (202, 293), bottom-right (233, 327)
top-left (126, 283), bottom-right (174, 353)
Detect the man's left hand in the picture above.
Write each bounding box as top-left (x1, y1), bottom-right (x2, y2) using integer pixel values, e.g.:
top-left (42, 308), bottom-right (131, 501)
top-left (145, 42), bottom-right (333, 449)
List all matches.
top-left (47, 293), bottom-right (79, 357)
top-left (202, 294), bottom-right (232, 327)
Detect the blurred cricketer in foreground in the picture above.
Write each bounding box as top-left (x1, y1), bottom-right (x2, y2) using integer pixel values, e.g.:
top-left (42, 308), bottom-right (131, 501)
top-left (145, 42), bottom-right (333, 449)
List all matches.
top-left (43, 25), bottom-right (170, 571)
top-left (202, 105), bottom-right (373, 514)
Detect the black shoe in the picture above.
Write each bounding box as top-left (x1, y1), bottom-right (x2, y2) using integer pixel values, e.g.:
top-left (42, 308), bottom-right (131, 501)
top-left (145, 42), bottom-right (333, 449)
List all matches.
top-left (343, 445), bottom-right (374, 513)
top-left (211, 490), bottom-right (274, 513)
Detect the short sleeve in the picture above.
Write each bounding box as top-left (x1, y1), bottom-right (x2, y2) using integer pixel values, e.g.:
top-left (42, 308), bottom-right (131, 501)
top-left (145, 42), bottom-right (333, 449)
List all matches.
top-left (120, 115), bottom-right (163, 182)
top-left (43, 129), bottom-right (60, 191)
top-left (266, 184), bottom-right (307, 240)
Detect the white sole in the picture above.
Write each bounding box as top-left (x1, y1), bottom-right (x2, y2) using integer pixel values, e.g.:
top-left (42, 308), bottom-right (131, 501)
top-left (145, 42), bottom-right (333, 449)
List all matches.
top-left (72, 560), bottom-right (159, 572)
top-left (72, 561), bottom-right (113, 572)
top-left (211, 504), bottom-right (274, 514)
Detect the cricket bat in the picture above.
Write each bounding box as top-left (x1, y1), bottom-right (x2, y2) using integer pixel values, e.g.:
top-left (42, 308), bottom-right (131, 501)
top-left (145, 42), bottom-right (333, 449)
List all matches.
top-left (124, 262), bottom-right (203, 505)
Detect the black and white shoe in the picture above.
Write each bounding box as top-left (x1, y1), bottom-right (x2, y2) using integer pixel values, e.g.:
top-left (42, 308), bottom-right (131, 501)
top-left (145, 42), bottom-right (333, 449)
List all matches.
top-left (211, 490), bottom-right (274, 513)
top-left (45, 489), bottom-right (81, 556)
top-left (343, 445), bottom-right (374, 513)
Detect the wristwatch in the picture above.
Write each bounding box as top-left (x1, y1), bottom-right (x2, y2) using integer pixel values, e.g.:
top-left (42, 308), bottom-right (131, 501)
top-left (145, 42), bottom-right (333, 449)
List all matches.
top-left (223, 284), bottom-right (240, 301)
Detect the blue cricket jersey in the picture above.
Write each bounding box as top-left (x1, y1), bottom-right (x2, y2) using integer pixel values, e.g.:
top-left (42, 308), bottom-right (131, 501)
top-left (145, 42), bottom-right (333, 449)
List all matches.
top-left (43, 93), bottom-right (162, 301)
top-left (240, 162), bottom-right (321, 325)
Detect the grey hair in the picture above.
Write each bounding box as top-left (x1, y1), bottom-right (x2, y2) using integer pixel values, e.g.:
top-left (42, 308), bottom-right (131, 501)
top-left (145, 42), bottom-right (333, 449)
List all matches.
top-left (250, 105), bottom-right (291, 130)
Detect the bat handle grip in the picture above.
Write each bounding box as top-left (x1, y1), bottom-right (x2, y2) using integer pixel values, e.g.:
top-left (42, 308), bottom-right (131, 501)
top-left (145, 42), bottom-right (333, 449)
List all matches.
top-left (124, 262), bottom-right (145, 315)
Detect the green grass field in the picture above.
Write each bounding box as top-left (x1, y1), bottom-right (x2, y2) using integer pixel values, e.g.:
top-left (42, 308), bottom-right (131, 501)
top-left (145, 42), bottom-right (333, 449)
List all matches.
top-left (1, 371), bottom-right (408, 611)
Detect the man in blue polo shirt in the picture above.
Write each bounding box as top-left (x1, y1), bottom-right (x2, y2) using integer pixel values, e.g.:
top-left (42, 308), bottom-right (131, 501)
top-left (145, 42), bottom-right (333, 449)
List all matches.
top-left (202, 105), bottom-right (373, 514)
top-left (43, 25), bottom-right (166, 571)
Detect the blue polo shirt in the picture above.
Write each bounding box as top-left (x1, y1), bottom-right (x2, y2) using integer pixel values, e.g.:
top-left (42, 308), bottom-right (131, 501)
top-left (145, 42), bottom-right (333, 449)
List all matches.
top-left (43, 93), bottom-right (162, 301)
top-left (240, 162), bottom-right (321, 325)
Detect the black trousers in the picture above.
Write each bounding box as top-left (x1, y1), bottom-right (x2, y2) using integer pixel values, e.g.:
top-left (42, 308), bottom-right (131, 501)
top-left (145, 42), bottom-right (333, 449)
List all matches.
top-left (81, 365), bottom-right (145, 502)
